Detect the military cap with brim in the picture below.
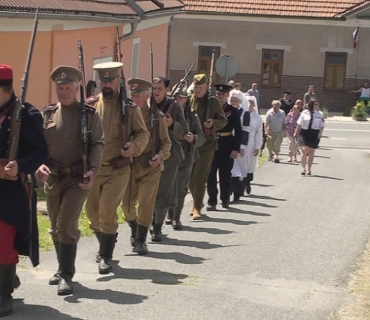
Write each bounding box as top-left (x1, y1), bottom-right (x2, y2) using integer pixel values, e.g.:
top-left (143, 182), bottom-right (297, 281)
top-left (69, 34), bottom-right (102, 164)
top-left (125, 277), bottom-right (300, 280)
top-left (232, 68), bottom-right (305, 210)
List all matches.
top-left (127, 78), bottom-right (152, 93)
top-left (93, 62), bottom-right (123, 82)
top-left (0, 64), bottom-right (13, 86)
top-left (50, 66), bottom-right (82, 84)
top-left (193, 74), bottom-right (208, 85)
top-left (214, 83), bottom-right (233, 93)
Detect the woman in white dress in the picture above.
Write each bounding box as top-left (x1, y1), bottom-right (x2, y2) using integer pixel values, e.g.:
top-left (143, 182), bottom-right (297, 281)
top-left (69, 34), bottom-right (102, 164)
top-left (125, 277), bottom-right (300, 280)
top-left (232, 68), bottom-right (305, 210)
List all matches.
top-left (229, 90), bottom-right (250, 201)
top-left (243, 99), bottom-right (263, 194)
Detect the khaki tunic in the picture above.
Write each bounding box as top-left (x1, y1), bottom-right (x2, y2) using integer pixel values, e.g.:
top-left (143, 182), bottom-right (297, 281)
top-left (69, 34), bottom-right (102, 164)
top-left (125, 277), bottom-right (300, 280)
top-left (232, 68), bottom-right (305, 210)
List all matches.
top-left (122, 104), bottom-right (171, 227)
top-left (189, 95), bottom-right (227, 210)
top-left (86, 93), bottom-right (149, 234)
top-left (43, 101), bottom-right (104, 244)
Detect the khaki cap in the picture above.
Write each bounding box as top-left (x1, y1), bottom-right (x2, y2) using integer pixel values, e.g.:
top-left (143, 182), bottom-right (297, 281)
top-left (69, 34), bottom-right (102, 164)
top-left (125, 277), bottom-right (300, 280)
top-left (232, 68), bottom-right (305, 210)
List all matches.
top-left (50, 66), bottom-right (82, 84)
top-left (193, 74), bottom-right (208, 85)
top-left (93, 62), bottom-right (123, 82)
top-left (127, 78), bottom-right (152, 94)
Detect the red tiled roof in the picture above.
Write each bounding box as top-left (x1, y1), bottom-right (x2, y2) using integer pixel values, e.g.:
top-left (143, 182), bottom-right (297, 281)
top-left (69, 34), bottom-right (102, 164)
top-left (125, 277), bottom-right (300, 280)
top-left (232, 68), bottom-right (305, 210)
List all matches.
top-left (0, 0), bottom-right (184, 18)
top-left (182, 0), bottom-right (369, 19)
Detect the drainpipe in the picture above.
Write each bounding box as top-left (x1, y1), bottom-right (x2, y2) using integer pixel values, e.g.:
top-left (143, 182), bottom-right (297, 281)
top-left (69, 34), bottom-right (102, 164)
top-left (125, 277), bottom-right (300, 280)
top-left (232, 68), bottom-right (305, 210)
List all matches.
top-left (166, 15), bottom-right (174, 78)
top-left (119, 22), bottom-right (138, 43)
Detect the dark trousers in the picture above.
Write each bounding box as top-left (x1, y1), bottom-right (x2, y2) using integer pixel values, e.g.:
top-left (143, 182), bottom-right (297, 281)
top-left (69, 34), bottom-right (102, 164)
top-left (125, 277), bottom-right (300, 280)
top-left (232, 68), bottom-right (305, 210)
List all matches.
top-left (207, 142), bottom-right (234, 206)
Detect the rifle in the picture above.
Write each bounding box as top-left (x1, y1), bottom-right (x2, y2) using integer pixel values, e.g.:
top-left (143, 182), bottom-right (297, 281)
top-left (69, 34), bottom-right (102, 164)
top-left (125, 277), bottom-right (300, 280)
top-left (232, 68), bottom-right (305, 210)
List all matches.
top-left (116, 26), bottom-right (129, 151)
top-left (170, 63), bottom-right (194, 98)
top-left (149, 43), bottom-right (158, 159)
top-left (77, 40), bottom-right (89, 184)
top-left (204, 47), bottom-right (215, 136)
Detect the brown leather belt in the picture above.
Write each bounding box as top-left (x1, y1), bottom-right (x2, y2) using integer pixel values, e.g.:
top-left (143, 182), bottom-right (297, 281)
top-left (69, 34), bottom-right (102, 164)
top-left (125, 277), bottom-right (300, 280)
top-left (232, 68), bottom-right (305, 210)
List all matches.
top-left (217, 132), bottom-right (232, 137)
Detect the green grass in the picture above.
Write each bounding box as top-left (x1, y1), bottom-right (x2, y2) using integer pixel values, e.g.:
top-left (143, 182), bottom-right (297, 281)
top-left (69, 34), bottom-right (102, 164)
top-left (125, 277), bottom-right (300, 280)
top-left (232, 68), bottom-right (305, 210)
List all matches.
top-left (37, 189), bottom-right (127, 251)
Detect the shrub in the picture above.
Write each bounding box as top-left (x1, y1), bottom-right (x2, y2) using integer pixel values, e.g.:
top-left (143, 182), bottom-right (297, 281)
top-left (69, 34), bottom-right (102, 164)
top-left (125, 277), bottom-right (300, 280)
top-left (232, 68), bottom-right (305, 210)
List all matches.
top-left (352, 101), bottom-right (368, 120)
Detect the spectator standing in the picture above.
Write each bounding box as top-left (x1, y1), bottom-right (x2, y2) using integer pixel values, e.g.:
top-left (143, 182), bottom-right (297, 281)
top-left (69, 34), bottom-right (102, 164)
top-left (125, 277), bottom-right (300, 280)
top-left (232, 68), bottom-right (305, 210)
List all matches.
top-left (351, 81), bottom-right (370, 107)
top-left (247, 83), bottom-right (260, 106)
top-left (303, 85), bottom-right (316, 105)
top-left (286, 105), bottom-right (300, 162)
top-left (280, 90), bottom-right (294, 115)
top-left (265, 100), bottom-right (286, 163)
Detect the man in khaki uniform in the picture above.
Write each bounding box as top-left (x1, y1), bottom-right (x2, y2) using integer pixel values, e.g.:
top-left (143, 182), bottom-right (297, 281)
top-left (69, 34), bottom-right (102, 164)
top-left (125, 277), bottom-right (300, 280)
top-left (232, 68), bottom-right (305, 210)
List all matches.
top-left (36, 66), bottom-right (104, 296)
top-left (122, 78), bottom-right (171, 255)
top-left (85, 62), bottom-right (149, 274)
top-left (189, 74), bottom-right (227, 219)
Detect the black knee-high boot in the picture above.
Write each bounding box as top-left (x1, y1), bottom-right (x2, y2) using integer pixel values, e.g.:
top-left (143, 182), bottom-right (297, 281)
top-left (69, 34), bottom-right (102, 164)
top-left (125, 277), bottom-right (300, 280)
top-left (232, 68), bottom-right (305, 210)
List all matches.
top-left (49, 239), bottom-right (60, 285)
top-left (57, 242), bottom-right (77, 296)
top-left (0, 264), bottom-right (15, 317)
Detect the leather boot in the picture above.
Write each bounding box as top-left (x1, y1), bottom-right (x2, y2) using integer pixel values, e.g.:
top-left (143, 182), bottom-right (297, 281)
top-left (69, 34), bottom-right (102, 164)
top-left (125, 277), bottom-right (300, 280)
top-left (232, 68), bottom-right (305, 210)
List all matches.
top-left (49, 239), bottom-right (60, 285)
top-left (0, 264), bottom-right (15, 317)
top-left (165, 207), bottom-right (174, 225)
top-left (135, 224), bottom-right (148, 255)
top-left (57, 243), bottom-right (77, 296)
top-left (151, 223), bottom-right (163, 242)
top-left (127, 220), bottom-right (137, 247)
top-left (94, 231), bottom-right (101, 263)
top-left (172, 209), bottom-right (182, 230)
top-left (98, 233), bottom-right (116, 275)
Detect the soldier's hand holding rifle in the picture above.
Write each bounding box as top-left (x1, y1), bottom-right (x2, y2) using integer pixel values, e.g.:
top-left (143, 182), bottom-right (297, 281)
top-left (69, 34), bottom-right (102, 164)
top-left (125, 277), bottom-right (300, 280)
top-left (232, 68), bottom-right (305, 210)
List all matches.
top-left (79, 171), bottom-right (95, 190)
top-left (185, 132), bottom-right (195, 143)
top-left (204, 118), bottom-right (213, 129)
top-left (150, 154), bottom-right (162, 168)
top-left (166, 113), bottom-right (174, 127)
top-left (36, 164), bottom-right (50, 181)
top-left (121, 142), bottom-right (134, 157)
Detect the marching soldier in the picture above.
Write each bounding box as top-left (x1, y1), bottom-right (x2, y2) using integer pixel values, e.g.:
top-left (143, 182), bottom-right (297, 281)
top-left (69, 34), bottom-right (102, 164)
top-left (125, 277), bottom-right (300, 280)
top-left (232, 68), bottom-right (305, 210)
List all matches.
top-left (122, 78), bottom-right (171, 254)
top-left (0, 64), bottom-right (48, 317)
top-left (36, 66), bottom-right (104, 295)
top-left (151, 77), bottom-right (188, 241)
top-left (189, 74), bottom-right (227, 219)
top-left (207, 84), bottom-right (241, 210)
top-left (167, 87), bottom-right (205, 229)
top-left (85, 62), bottom-right (149, 272)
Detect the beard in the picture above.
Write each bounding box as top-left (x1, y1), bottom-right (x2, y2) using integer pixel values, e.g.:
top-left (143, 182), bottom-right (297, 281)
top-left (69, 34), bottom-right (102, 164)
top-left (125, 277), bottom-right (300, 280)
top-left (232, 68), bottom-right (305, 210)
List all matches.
top-left (102, 87), bottom-right (115, 100)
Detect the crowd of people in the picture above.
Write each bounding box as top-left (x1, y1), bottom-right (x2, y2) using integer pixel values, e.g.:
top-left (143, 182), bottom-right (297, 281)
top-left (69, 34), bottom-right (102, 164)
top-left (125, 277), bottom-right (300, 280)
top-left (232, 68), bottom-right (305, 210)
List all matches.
top-left (0, 60), bottom-right (327, 317)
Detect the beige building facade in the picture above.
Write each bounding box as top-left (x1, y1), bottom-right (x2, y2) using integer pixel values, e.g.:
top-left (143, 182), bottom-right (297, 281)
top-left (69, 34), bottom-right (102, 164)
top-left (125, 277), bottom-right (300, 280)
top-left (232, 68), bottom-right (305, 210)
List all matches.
top-left (168, 3), bottom-right (370, 111)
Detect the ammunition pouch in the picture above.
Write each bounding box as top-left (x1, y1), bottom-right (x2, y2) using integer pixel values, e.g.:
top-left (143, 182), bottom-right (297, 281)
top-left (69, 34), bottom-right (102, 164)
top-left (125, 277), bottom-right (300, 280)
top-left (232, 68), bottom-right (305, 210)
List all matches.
top-left (108, 155), bottom-right (131, 169)
top-left (0, 158), bottom-right (18, 181)
top-left (135, 152), bottom-right (152, 167)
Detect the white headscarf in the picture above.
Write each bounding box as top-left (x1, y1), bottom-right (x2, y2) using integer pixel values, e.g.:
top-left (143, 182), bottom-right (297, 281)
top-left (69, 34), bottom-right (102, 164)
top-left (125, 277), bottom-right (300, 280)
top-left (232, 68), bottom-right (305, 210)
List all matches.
top-left (229, 89), bottom-right (245, 107)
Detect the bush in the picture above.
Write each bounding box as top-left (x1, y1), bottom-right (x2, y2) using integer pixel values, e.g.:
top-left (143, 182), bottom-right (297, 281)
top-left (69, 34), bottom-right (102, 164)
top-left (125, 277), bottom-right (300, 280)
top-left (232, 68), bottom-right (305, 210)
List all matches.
top-left (352, 101), bottom-right (368, 120)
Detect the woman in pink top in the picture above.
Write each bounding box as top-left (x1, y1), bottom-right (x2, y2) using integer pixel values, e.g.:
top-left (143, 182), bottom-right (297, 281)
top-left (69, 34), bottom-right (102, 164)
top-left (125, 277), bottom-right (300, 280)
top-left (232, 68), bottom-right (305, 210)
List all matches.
top-left (286, 105), bottom-right (300, 162)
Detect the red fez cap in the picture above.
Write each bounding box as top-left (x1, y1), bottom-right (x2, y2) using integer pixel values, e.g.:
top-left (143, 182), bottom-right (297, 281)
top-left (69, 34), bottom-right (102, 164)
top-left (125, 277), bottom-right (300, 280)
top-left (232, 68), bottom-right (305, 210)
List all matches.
top-left (0, 65), bottom-right (13, 87)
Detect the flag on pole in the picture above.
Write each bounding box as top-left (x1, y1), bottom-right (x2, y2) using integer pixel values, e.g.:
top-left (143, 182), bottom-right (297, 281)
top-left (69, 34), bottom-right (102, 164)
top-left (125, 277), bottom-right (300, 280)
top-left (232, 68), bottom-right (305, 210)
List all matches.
top-left (353, 27), bottom-right (359, 49)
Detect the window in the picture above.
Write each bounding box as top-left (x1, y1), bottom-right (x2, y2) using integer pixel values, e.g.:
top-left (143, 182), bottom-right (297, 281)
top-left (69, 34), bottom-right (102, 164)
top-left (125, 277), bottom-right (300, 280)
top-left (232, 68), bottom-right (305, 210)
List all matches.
top-left (324, 52), bottom-right (347, 90)
top-left (198, 46), bottom-right (220, 83)
top-left (131, 38), bottom-right (140, 78)
top-left (261, 49), bottom-right (283, 87)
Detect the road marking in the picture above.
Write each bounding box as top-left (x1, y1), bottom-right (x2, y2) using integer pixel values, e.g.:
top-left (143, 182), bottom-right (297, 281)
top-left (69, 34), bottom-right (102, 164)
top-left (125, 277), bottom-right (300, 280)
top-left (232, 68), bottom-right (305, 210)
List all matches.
top-left (328, 137), bottom-right (346, 140)
top-left (319, 144), bottom-right (369, 150)
top-left (325, 129), bottom-right (370, 132)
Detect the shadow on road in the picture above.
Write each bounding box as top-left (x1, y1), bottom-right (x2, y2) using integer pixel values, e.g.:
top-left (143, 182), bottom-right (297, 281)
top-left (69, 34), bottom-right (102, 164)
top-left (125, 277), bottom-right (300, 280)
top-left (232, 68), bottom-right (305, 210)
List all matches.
top-left (227, 207), bottom-right (271, 216)
top-left (163, 237), bottom-right (230, 250)
top-left (309, 174), bottom-right (343, 181)
top-left (251, 183), bottom-right (274, 187)
top-left (247, 194), bottom-right (286, 202)
top-left (137, 251), bottom-right (206, 265)
top-left (202, 215), bottom-right (259, 226)
top-left (63, 282), bottom-right (148, 304)
top-left (13, 299), bottom-right (84, 320)
top-left (182, 225), bottom-right (233, 235)
top-left (97, 265), bottom-right (188, 285)
top-left (235, 199), bottom-right (278, 208)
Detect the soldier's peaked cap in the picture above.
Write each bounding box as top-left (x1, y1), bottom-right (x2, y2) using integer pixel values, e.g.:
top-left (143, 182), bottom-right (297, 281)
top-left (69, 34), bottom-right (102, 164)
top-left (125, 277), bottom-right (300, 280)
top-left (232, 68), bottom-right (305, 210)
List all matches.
top-left (214, 84), bottom-right (233, 93)
top-left (93, 62), bottom-right (123, 82)
top-left (50, 66), bottom-right (82, 84)
top-left (127, 78), bottom-right (152, 93)
top-left (0, 64), bottom-right (13, 86)
top-left (193, 74), bottom-right (208, 85)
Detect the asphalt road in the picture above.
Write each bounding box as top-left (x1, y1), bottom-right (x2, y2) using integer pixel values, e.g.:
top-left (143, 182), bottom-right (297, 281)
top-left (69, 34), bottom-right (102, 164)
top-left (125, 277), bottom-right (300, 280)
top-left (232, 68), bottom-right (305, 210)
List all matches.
top-left (10, 118), bottom-right (370, 320)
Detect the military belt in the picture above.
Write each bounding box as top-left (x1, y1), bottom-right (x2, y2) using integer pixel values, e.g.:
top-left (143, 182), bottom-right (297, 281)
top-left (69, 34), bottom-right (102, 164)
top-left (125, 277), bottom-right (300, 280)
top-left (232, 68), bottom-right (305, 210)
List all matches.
top-left (217, 132), bottom-right (232, 137)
